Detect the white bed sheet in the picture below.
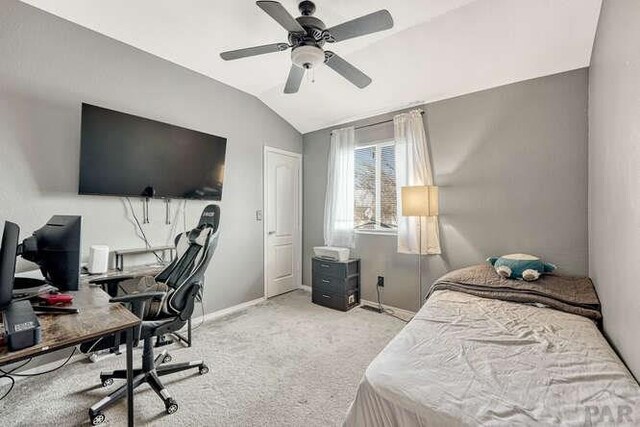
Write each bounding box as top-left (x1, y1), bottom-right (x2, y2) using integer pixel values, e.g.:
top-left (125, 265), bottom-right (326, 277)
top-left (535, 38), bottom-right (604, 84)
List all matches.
top-left (345, 290), bottom-right (640, 426)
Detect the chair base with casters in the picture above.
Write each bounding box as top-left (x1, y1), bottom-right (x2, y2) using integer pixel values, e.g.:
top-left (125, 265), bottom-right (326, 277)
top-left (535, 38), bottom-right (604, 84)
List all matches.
top-left (88, 336), bottom-right (208, 425)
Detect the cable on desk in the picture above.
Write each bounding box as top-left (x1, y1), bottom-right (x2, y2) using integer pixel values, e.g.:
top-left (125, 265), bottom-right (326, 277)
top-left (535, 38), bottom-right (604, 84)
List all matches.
top-left (83, 337), bottom-right (105, 355)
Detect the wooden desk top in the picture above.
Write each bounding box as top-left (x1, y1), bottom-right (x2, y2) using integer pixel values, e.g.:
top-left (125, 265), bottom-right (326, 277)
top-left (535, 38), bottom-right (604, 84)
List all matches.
top-left (82, 264), bottom-right (164, 283)
top-left (0, 284), bottom-right (140, 365)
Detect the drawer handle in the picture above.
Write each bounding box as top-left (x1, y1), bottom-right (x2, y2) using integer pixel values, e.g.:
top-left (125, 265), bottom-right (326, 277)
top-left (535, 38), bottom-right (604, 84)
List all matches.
top-left (322, 279), bottom-right (330, 284)
top-left (322, 294), bottom-right (330, 298)
top-left (320, 264), bottom-right (330, 268)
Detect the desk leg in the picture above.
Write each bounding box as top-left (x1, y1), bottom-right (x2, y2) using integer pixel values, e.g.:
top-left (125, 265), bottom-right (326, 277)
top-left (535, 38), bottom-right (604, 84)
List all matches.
top-left (126, 327), bottom-right (134, 427)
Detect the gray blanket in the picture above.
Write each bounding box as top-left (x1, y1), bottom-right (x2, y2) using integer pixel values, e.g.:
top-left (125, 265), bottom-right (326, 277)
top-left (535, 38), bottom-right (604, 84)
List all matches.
top-left (428, 264), bottom-right (602, 323)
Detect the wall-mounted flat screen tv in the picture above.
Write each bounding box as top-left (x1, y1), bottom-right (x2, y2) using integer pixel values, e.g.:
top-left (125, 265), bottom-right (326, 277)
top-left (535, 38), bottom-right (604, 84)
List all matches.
top-left (79, 103), bottom-right (227, 200)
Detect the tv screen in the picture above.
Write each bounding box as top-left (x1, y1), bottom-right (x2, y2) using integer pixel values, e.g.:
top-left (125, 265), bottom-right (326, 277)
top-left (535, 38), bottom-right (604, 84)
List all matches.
top-left (79, 103), bottom-right (227, 200)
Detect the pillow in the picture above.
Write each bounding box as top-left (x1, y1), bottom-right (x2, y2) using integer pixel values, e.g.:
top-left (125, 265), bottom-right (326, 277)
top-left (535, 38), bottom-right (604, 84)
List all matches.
top-left (486, 253), bottom-right (556, 281)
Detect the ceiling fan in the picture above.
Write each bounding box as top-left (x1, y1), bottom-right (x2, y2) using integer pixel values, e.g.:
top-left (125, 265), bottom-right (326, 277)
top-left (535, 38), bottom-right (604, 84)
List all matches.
top-left (220, 1), bottom-right (393, 94)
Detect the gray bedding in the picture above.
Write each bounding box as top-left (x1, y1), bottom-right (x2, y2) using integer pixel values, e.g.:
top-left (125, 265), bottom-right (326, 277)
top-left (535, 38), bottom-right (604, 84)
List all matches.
top-left (429, 264), bottom-right (602, 323)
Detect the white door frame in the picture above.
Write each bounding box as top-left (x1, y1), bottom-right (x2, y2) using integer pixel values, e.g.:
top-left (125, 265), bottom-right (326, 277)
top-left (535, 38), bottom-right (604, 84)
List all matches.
top-left (263, 146), bottom-right (303, 298)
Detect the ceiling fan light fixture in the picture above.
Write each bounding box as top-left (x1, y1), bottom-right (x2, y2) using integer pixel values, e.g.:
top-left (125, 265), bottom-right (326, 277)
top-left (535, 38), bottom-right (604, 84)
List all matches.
top-left (291, 45), bottom-right (325, 69)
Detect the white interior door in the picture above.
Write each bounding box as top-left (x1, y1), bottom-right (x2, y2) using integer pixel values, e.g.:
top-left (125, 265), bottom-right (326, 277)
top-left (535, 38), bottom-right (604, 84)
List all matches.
top-left (264, 147), bottom-right (302, 298)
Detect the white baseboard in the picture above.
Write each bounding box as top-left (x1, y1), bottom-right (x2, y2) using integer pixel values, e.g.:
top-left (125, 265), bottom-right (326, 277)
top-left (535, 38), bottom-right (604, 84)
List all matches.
top-left (360, 298), bottom-right (415, 319)
top-left (300, 285), bottom-right (311, 292)
top-left (192, 296), bottom-right (266, 325)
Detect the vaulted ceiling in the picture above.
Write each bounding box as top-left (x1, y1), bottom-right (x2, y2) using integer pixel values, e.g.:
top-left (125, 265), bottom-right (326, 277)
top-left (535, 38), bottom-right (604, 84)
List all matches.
top-left (20, 0), bottom-right (602, 133)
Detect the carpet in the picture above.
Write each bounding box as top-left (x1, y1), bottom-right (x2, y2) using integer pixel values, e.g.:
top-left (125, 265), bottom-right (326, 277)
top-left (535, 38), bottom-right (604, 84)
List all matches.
top-left (0, 290), bottom-right (405, 426)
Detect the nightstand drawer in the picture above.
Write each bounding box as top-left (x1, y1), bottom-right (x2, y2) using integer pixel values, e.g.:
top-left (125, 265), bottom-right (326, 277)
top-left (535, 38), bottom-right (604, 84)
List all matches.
top-left (312, 289), bottom-right (359, 312)
top-left (312, 258), bottom-right (359, 278)
top-left (312, 275), bottom-right (359, 294)
top-left (312, 258), bottom-right (347, 278)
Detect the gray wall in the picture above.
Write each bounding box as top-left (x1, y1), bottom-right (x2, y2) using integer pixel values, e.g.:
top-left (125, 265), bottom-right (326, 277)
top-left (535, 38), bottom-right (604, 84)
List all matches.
top-left (589, 0), bottom-right (640, 379)
top-left (0, 0), bottom-right (302, 315)
top-left (304, 69), bottom-right (589, 312)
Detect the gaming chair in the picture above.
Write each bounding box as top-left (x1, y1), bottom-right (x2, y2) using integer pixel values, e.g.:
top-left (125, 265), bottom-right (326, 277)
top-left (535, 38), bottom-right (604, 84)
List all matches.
top-left (86, 204), bottom-right (220, 425)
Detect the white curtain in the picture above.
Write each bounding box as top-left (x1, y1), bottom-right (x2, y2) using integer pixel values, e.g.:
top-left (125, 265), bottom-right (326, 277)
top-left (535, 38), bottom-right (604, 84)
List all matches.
top-left (323, 126), bottom-right (356, 248)
top-left (395, 110), bottom-right (441, 254)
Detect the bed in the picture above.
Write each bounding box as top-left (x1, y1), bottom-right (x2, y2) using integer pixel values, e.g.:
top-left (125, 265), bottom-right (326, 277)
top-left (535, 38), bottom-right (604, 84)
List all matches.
top-left (345, 267), bottom-right (640, 426)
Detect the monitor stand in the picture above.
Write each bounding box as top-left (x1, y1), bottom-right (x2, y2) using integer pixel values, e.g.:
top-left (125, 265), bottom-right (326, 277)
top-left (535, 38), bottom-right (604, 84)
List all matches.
top-left (13, 277), bottom-right (47, 290)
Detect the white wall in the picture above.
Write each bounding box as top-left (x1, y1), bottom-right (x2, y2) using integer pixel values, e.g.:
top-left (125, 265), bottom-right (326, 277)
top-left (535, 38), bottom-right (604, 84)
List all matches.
top-left (589, 0), bottom-right (640, 379)
top-left (0, 0), bottom-right (302, 314)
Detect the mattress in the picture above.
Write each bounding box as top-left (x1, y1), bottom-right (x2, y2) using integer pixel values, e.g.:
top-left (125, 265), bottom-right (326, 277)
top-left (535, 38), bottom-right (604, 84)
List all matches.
top-left (344, 290), bottom-right (640, 426)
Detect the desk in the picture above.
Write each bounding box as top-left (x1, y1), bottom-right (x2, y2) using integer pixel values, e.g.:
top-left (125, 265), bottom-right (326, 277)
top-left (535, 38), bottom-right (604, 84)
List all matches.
top-left (0, 285), bottom-right (140, 426)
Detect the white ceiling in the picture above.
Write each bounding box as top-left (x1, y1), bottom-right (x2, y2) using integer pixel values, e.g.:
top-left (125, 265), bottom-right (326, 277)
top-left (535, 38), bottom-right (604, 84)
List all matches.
top-left (20, 0), bottom-right (602, 133)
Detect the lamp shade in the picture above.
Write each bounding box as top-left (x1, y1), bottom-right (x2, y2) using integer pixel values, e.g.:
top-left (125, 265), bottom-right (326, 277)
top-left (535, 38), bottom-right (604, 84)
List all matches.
top-left (401, 186), bottom-right (439, 217)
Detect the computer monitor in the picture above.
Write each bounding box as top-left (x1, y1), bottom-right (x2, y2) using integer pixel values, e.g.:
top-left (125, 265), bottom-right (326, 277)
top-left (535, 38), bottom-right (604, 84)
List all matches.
top-left (0, 221), bottom-right (20, 309)
top-left (20, 216), bottom-right (81, 291)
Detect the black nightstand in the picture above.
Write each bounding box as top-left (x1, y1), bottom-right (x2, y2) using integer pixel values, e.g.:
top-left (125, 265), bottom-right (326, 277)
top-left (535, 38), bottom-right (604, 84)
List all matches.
top-left (311, 257), bottom-right (360, 311)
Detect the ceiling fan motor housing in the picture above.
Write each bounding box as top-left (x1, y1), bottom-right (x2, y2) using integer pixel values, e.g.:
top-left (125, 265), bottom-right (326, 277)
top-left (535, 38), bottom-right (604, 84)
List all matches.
top-left (290, 2), bottom-right (326, 69)
top-left (289, 11), bottom-right (326, 46)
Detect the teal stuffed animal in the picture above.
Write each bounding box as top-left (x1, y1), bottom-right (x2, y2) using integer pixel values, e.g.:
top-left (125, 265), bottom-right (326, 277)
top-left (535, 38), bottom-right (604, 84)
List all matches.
top-left (487, 254), bottom-right (556, 281)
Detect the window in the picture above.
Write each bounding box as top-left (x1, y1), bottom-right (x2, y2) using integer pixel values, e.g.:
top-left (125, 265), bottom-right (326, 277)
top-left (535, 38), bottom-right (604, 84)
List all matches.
top-left (354, 141), bottom-right (397, 232)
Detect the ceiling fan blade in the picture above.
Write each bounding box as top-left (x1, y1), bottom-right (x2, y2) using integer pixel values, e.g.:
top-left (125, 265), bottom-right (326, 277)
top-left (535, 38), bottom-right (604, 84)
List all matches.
top-left (324, 52), bottom-right (372, 89)
top-left (220, 43), bottom-right (289, 60)
top-left (284, 65), bottom-right (305, 94)
top-left (257, 1), bottom-right (306, 34)
top-left (325, 10), bottom-right (393, 43)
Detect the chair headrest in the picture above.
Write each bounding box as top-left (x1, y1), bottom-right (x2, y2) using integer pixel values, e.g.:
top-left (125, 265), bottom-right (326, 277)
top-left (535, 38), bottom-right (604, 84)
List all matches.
top-left (197, 204), bottom-right (220, 233)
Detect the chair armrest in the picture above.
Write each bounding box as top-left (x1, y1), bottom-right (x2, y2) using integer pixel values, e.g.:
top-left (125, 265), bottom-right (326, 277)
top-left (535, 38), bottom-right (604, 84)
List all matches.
top-left (109, 292), bottom-right (165, 304)
top-left (89, 275), bottom-right (135, 285)
top-left (109, 291), bottom-right (166, 346)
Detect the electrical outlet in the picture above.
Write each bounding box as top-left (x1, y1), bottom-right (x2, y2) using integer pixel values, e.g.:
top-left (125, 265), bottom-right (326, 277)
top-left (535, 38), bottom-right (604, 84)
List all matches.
top-left (377, 276), bottom-right (384, 287)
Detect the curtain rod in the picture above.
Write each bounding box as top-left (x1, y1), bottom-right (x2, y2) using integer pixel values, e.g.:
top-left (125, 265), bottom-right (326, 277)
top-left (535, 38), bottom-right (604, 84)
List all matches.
top-left (354, 110), bottom-right (424, 131)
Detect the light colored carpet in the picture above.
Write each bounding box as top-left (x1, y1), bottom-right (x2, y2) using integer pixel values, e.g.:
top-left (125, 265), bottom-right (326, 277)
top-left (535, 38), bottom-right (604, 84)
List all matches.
top-left (1, 290), bottom-right (404, 426)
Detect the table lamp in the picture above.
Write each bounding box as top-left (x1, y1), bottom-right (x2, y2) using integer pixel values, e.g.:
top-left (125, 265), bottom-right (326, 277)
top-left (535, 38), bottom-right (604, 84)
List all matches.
top-left (401, 185), bottom-right (439, 310)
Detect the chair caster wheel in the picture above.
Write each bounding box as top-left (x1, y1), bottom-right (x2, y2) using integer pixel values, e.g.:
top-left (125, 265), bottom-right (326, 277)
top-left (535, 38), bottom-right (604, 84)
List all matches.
top-left (101, 378), bottom-right (113, 387)
top-left (90, 413), bottom-right (105, 425)
top-left (163, 354), bottom-right (172, 363)
top-left (165, 398), bottom-right (179, 414)
top-left (199, 365), bottom-right (209, 375)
